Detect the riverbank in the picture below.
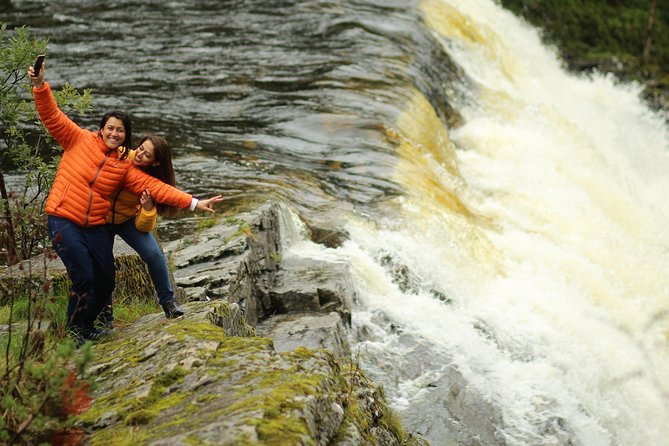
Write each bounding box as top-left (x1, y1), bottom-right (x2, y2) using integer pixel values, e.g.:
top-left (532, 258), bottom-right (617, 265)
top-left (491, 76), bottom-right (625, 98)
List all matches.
top-left (499, 0), bottom-right (669, 114)
top-left (51, 202), bottom-right (429, 445)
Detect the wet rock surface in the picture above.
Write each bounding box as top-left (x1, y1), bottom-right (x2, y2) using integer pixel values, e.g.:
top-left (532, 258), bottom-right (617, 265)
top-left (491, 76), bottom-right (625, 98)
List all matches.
top-left (78, 202), bottom-right (428, 445)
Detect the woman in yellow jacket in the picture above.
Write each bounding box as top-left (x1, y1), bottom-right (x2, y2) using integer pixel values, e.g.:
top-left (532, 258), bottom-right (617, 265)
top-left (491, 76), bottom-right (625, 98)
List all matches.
top-left (28, 62), bottom-right (221, 344)
top-left (102, 135), bottom-right (199, 326)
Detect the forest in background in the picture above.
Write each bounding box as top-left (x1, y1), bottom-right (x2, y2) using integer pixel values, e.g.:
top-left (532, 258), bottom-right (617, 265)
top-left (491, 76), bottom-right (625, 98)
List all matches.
top-left (499, 0), bottom-right (669, 111)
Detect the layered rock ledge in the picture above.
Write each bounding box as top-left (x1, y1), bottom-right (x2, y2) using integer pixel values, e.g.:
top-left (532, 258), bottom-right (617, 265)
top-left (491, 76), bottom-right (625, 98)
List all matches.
top-left (78, 202), bottom-right (429, 445)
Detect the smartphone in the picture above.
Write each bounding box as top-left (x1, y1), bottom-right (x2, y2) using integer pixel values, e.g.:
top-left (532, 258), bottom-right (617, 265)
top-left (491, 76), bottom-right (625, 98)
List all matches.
top-left (33, 55), bottom-right (45, 76)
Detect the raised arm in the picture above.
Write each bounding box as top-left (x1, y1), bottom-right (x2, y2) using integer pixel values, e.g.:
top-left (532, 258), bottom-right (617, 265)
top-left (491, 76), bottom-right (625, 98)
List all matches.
top-left (28, 61), bottom-right (87, 150)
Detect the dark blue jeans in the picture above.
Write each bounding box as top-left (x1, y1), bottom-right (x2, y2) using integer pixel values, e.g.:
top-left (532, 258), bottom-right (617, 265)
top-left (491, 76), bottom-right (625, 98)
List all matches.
top-left (47, 215), bottom-right (115, 331)
top-left (105, 219), bottom-right (174, 311)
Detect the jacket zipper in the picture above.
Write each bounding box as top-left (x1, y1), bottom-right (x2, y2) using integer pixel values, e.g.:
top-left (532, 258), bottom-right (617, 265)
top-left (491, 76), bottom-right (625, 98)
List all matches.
top-left (109, 189), bottom-right (123, 224)
top-left (84, 151), bottom-right (110, 227)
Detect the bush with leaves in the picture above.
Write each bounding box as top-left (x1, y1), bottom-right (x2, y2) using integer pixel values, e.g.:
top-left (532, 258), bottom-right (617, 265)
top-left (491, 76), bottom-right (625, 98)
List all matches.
top-left (0, 22), bottom-right (96, 444)
top-left (0, 22), bottom-right (93, 265)
top-left (1, 336), bottom-right (93, 445)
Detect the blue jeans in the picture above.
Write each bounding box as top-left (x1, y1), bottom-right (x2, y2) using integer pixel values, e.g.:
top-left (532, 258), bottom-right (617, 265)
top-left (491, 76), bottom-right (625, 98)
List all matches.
top-left (106, 219), bottom-right (173, 310)
top-left (47, 215), bottom-right (115, 331)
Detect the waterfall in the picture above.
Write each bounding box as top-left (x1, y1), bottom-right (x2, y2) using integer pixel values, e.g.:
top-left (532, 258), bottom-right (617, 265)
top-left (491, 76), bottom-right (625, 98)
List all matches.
top-left (290, 0), bottom-right (669, 444)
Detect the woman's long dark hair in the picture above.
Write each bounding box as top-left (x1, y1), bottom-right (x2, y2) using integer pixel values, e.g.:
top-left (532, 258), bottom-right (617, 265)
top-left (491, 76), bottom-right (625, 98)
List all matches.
top-left (136, 134), bottom-right (178, 217)
top-left (99, 111), bottom-right (133, 159)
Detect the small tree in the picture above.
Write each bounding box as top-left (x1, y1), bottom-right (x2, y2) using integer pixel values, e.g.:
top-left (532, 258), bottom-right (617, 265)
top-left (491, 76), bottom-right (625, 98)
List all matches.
top-left (0, 23), bottom-right (93, 265)
top-left (0, 23), bottom-right (96, 444)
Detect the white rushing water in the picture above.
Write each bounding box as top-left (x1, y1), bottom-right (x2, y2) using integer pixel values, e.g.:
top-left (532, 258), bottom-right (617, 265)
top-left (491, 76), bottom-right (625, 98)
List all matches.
top-left (283, 1), bottom-right (669, 444)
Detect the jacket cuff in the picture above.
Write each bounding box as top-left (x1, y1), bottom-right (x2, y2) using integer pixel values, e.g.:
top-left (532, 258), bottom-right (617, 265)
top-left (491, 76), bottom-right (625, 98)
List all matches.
top-left (33, 81), bottom-right (49, 91)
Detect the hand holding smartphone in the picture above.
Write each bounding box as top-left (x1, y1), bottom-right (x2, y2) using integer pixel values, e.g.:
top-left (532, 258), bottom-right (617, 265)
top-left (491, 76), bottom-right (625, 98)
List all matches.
top-left (33, 55), bottom-right (45, 76)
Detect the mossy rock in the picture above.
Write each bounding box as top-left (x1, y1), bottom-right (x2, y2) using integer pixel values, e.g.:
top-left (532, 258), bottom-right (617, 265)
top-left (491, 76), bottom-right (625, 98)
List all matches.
top-left (78, 301), bottom-right (426, 445)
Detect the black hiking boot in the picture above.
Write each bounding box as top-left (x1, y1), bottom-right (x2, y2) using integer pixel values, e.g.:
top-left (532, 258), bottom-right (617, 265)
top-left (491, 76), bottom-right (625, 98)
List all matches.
top-left (161, 299), bottom-right (184, 319)
top-left (68, 326), bottom-right (87, 348)
top-left (96, 305), bottom-right (116, 333)
top-left (68, 325), bottom-right (113, 347)
top-left (85, 326), bottom-right (114, 341)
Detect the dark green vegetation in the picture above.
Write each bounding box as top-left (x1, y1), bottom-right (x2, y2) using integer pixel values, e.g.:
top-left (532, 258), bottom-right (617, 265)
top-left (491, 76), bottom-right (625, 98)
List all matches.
top-left (0, 24), bottom-right (95, 445)
top-left (0, 24), bottom-right (92, 266)
top-left (499, 0), bottom-right (669, 109)
top-left (0, 254), bottom-right (164, 444)
top-left (0, 265), bottom-right (93, 444)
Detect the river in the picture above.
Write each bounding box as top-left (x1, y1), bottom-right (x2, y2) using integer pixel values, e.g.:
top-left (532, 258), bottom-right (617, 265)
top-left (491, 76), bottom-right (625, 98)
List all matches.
top-left (2, 0), bottom-right (668, 445)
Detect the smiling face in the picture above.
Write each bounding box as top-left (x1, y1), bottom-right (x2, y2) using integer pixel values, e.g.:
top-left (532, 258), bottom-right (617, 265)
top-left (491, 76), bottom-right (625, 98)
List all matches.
top-left (133, 140), bottom-right (159, 168)
top-left (100, 117), bottom-right (126, 150)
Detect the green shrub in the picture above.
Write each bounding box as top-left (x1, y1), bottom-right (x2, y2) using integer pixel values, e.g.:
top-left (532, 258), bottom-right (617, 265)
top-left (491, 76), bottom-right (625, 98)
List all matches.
top-left (499, 0), bottom-right (669, 76)
top-left (0, 23), bottom-right (96, 444)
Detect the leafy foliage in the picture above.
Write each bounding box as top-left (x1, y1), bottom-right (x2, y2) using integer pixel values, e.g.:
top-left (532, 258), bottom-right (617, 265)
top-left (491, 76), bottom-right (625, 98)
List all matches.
top-left (0, 23), bottom-right (96, 445)
top-left (0, 334), bottom-right (93, 445)
top-left (0, 23), bottom-right (93, 264)
top-left (0, 258), bottom-right (95, 445)
top-left (498, 0), bottom-right (669, 77)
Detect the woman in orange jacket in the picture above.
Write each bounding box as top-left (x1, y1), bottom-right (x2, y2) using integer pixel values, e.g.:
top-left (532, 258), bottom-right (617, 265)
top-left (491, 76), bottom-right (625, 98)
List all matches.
top-left (28, 62), bottom-right (222, 344)
top-left (101, 135), bottom-right (195, 326)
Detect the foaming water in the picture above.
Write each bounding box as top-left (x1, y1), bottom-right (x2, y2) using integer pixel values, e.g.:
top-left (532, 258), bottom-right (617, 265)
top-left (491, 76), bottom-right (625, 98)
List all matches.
top-left (335, 0), bottom-right (669, 444)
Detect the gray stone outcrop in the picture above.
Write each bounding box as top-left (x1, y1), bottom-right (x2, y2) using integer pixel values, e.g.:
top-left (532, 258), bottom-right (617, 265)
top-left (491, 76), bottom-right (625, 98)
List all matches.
top-left (78, 202), bottom-right (428, 445)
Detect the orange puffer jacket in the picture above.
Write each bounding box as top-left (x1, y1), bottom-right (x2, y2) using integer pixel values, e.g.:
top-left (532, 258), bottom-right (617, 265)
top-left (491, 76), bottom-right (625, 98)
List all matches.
top-left (35, 82), bottom-right (192, 227)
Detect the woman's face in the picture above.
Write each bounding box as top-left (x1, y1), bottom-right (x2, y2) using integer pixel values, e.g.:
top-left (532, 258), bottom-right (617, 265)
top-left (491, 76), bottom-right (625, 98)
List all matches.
top-left (100, 117), bottom-right (126, 150)
top-left (133, 140), bottom-right (158, 168)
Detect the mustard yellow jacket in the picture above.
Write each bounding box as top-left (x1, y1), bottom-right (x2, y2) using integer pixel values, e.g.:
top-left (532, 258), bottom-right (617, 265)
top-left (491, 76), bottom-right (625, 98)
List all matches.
top-left (106, 150), bottom-right (158, 232)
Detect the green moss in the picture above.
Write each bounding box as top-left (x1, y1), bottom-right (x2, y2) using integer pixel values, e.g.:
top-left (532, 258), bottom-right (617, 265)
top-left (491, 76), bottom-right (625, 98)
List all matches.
top-left (143, 392), bottom-right (189, 419)
top-left (77, 377), bottom-right (143, 424)
top-left (197, 216), bottom-right (219, 230)
top-left (269, 251), bottom-right (281, 263)
top-left (123, 368), bottom-right (188, 418)
top-left (164, 320), bottom-right (227, 342)
top-left (86, 382), bottom-right (190, 443)
top-left (89, 428), bottom-right (151, 446)
top-left (124, 409), bottom-right (157, 426)
top-left (92, 336), bottom-right (148, 367)
top-left (227, 335), bottom-right (273, 353)
top-left (194, 394), bottom-right (217, 404)
top-left (252, 416), bottom-right (313, 445)
top-left (228, 434), bottom-right (256, 446)
top-left (289, 346), bottom-right (319, 360)
top-left (79, 300), bottom-right (423, 445)
top-left (183, 436), bottom-right (218, 446)
top-left (205, 302), bottom-right (256, 337)
top-left (154, 366), bottom-right (188, 388)
top-left (113, 255), bottom-right (156, 304)
top-left (218, 219), bottom-right (253, 245)
top-left (215, 349), bottom-right (333, 444)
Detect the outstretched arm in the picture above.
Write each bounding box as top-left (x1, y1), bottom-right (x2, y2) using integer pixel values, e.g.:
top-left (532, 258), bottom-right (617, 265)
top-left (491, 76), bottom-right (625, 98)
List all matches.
top-left (194, 195), bottom-right (223, 213)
